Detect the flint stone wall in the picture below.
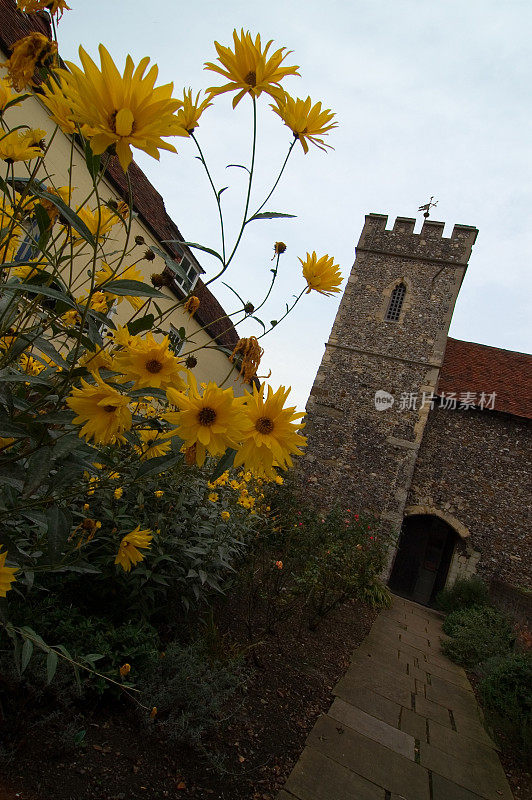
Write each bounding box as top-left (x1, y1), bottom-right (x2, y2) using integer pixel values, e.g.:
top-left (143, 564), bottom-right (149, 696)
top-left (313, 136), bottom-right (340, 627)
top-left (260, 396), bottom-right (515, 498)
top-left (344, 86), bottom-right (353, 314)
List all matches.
top-left (407, 405), bottom-right (532, 587)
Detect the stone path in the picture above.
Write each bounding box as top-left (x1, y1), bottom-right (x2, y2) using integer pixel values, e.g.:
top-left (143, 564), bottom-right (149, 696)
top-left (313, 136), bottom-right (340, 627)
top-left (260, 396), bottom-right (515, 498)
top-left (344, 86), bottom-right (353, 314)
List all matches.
top-left (277, 596), bottom-right (514, 800)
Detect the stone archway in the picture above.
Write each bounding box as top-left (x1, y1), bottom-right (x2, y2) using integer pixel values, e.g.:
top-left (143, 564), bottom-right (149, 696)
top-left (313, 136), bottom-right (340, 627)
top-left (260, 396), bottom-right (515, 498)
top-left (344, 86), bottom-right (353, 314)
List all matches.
top-left (388, 512), bottom-right (463, 606)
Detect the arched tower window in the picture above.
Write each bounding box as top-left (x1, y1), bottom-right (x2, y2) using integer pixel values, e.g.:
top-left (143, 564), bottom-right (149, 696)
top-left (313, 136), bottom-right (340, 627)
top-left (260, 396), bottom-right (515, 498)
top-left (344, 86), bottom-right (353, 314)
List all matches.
top-left (385, 282), bottom-right (406, 322)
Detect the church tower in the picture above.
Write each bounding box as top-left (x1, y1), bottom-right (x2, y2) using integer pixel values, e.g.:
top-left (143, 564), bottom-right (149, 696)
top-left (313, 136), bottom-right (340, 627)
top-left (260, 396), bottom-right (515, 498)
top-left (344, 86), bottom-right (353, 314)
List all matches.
top-left (300, 213), bottom-right (478, 573)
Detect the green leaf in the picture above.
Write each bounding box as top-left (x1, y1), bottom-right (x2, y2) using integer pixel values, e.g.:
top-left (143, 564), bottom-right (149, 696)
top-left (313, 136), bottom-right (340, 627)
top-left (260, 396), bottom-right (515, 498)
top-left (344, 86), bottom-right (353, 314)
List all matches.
top-left (46, 506), bottom-right (72, 561)
top-left (15, 179), bottom-right (97, 247)
top-left (46, 650), bottom-right (59, 684)
top-left (222, 281), bottom-right (245, 305)
top-left (34, 203), bottom-right (52, 253)
top-left (251, 315), bottom-right (266, 332)
top-left (211, 448), bottom-right (236, 481)
top-left (217, 186), bottom-right (228, 201)
top-left (103, 279), bottom-right (166, 299)
top-left (127, 387), bottom-right (167, 401)
top-left (0, 420), bottom-right (27, 437)
top-left (6, 282), bottom-right (77, 308)
top-left (135, 452), bottom-right (182, 479)
top-left (22, 447), bottom-right (52, 497)
top-left (247, 211), bottom-right (296, 222)
top-left (21, 639), bottom-right (33, 674)
top-left (226, 163), bottom-right (251, 174)
top-left (127, 314), bottom-right (155, 335)
top-left (83, 140), bottom-right (101, 181)
top-left (162, 240), bottom-right (224, 263)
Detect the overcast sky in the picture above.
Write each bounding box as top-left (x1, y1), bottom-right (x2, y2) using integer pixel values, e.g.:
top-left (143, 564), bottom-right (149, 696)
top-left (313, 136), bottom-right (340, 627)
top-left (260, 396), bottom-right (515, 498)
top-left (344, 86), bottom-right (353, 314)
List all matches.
top-left (58, 0), bottom-right (532, 411)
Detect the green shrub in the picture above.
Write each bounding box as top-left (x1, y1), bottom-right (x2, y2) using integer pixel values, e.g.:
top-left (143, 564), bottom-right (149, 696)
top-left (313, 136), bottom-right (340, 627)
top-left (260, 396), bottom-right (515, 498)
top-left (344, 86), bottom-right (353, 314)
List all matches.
top-left (435, 576), bottom-right (489, 613)
top-left (479, 653), bottom-right (532, 762)
top-left (441, 606), bottom-right (515, 668)
top-left (139, 638), bottom-right (244, 747)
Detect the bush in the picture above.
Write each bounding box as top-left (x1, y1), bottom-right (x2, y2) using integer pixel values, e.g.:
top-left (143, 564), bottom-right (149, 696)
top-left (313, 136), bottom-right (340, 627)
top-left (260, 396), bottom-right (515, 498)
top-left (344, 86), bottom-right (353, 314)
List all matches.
top-left (435, 577), bottom-right (490, 613)
top-left (139, 638), bottom-right (244, 747)
top-left (441, 606), bottom-right (515, 668)
top-left (479, 653), bottom-right (532, 761)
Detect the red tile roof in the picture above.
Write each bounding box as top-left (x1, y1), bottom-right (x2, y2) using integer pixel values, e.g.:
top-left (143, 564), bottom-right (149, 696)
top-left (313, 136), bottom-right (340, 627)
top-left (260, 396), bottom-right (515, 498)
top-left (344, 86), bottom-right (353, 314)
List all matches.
top-left (0, 0), bottom-right (238, 350)
top-left (438, 338), bottom-right (532, 419)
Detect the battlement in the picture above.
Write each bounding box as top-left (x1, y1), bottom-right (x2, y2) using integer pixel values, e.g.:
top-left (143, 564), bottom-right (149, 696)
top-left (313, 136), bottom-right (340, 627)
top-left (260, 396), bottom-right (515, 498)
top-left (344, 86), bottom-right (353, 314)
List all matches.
top-left (357, 213), bottom-right (478, 265)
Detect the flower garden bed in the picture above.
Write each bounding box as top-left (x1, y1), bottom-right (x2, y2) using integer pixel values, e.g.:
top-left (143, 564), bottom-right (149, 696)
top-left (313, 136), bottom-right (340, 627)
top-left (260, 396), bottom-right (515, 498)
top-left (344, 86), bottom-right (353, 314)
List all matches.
top-left (2, 595), bottom-right (377, 800)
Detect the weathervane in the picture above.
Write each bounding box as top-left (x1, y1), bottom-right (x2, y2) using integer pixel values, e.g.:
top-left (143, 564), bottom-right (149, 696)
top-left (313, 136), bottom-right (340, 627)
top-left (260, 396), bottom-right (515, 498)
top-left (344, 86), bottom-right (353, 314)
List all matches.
top-left (418, 197), bottom-right (438, 218)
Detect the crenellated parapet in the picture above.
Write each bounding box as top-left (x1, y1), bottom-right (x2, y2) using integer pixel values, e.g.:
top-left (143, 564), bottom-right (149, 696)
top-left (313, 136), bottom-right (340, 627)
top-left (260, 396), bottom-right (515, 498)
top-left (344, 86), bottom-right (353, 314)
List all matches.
top-left (357, 213), bottom-right (478, 265)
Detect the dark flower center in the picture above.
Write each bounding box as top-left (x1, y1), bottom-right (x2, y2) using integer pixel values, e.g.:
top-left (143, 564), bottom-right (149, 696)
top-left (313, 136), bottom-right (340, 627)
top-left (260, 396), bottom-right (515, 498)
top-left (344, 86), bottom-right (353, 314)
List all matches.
top-left (198, 407), bottom-right (216, 426)
top-left (146, 359), bottom-right (163, 373)
top-left (244, 71), bottom-right (257, 87)
top-left (103, 405), bottom-right (117, 413)
top-left (256, 417), bottom-right (274, 435)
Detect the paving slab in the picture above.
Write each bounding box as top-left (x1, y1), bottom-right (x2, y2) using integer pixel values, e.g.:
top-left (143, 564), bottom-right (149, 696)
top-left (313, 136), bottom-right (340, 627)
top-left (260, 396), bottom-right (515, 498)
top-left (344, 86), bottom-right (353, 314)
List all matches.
top-left (282, 745), bottom-right (385, 800)
top-left (427, 718), bottom-right (499, 757)
top-left (307, 715), bottom-right (430, 800)
top-left (451, 709), bottom-right (497, 748)
top-left (333, 683), bottom-right (402, 726)
top-left (425, 683), bottom-right (480, 714)
top-left (431, 773), bottom-right (493, 800)
top-left (399, 707), bottom-right (429, 740)
top-left (412, 694), bottom-right (453, 727)
top-left (420, 741), bottom-right (513, 799)
top-left (428, 670), bottom-right (474, 694)
top-left (336, 669), bottom-right (414, 707)
top-left (351, 650), bottom-right (410, 678)
top-left (329, 698), bottom-right (415, 759)
top-left (278, 596), bottom-right (512, 800)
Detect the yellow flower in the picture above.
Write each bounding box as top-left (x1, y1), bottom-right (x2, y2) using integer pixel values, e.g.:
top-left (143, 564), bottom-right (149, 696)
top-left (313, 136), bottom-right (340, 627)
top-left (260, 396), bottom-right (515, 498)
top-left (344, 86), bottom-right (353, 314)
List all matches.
top-left (114, 487), bottom-right (123, 500)
top-left (0, 198), bottom-right (21, 260)
top-left (234, 384), bottom-right (307, 478)
top-left (230, 337), bottom-right (264, 383)
top-left (106, 323), bottom-right (135, 349)
top-left (78, 346), bottom-right (114, 375)
top-left (39, 75), bottom-right (76, 133)
top-left (176, 89), bottom-right (212, 134)
top-left (0, 77), bottom-right (23, 113)
top-left (205, 29), bottom-right (300, 108)
top-left (17, 0), bottom-right (70, 15)
top-left (78, 290), bottom-right (109, 314)
top-left (0, 548), bottom-right (18, 597)
top-left (221, 511), bottom-right (230, 521)
top-left (150, 706), bottom-right (157, 719)
top-left (154, 490), bottom-right (164, 499)
top-left (271, 95), bottom-right (337, 154)
top-left (0, 128), bottom-right (44, 163)
top-left (61, 309), bottom-right (82, 327)
top-left (12, 260), bottom-right (45, 281)
top-left (67, 377), bottom-right (132, 444)
top-left (57, 45), bottom-right (185, 171)
top-left (208, 492), bottom-right (218, 502)
top-left (19, 353), bottom-right (45, 375)
top-left (183, 295), bottom-right (200, 316)
top-left (83, 503), bottom-right (90, 512)
top-left (113, 332), bottom-right (187, 390)
top-left (275, 475), bottom-right (284, 485)
top-left (95, 262), bottom-right (146, 311)
top-left (275, 560), bottom-right (283, 570)
top-left (0, 437), bottom-right (15, 450)
top-left (119, 662), bottom-right (131, 677)
top-left (115, 526), bottom-right (152, 572)
top-left (164, 374), bottom-right (247, 468)
top-left (299, 252), bottom-right (342, 296)
top-left (2, 33), bottom-right (57, 91)
top-left (135, 429), bottom-right (172, 461)
top-left (76, 204), bottom-right (122, 241)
